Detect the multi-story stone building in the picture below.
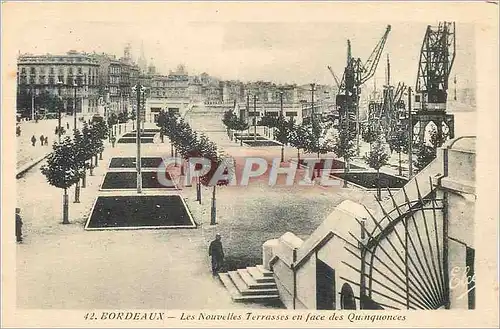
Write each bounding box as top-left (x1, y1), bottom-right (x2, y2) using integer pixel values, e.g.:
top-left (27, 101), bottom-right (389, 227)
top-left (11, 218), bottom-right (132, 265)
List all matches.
top-left (146, 65), bottom-right (191, 122)
top-left (222, 80), bottom-right (245, 104)
top-left (17, 50), bottom-right (100, 118)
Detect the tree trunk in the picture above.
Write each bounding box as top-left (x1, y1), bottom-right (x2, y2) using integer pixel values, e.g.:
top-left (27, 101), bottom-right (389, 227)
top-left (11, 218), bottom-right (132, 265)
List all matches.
top-left (377, 169), bottom-right (381, 200)
top-left (171, 144), bottom-right (174, 157)
top-left (89, 161), bottom-right (94, 176)
top-left (82, 169), bottom-right (87, 187)
top-left (398, 151), bottom-right (402, 176)
top-left (343, 157), bottom-right (348, 188)
top-left (196, 180), bottom-right (201, 202)
top-left (62, 188), bottom-right (69, 224)
top-left (281, 145), bottom-right (285, 163)
top-left (99, 152), bottom-right (103, 160)
top-left (210, 185), bottom-right (216, 225)
top-left (297, 148), bottom-right (300, 165)
top-left (74, 180), bottom-right (81, 203)
top-left (95, 154), bottom-right (99, 167)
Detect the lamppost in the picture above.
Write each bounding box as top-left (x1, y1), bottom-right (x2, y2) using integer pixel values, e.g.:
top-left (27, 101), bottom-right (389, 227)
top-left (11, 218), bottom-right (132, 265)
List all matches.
top-left (279, 90), bottom-right (284, 162)
top-left (132, 83), bottom-right (146, 194)
top-left (30, 82), bottom-right (36, 122)
top-left (72, 76), bottom-right (80, 132)
top-left (253, 94), bottom-right (257, 141)
top-left (56, 80), bottom-right (64, 142)
top-left (407, 87), bottom-right (413, 179)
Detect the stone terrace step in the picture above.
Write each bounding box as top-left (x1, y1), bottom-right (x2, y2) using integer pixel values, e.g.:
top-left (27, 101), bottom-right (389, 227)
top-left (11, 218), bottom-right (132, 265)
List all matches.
top-left (227, 271), bottom-right (278, 296)
top-left (237, 269), bottom-right (277, 289)
top-left (219, 273), bottom-right (280, 302)
top-left (256, 264), bottom-right (274, 277)
top-left (247, 267), bottom-right (275, 283)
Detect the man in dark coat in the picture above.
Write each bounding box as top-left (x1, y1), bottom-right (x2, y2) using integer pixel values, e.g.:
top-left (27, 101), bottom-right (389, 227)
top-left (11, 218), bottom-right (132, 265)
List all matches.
top-left (16, 208), bottom-right (23, 243)
top-left (40, 134), bottom-right (45, 146)
top-left (208, 233), bottom-right (224, 276)
top-left (31, 135), bottom-right (36, 146)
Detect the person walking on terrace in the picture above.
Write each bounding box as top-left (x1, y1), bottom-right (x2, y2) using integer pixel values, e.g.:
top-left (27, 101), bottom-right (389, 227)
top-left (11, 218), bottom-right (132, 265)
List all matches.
top-left (31, 135), bottom-right (36, 146)
top-left (209, 233), bottom-right (224, 276)
top-left (15, 208), bottom-right (23, 243)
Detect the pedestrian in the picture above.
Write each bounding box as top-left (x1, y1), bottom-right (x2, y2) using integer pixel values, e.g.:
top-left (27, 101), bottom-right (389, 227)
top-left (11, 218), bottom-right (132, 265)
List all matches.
top-left (44, 136), bottom-right (49, 146)
top-left (40, 134), bottom-right (45, 146)
top-left (111, 135), bottom-right (116, 147)
top-left (15, 208), bottom-right (23, 243)
top-left (208, 233), bottom-right (224, 276)
top-left (31, 135), bottom-right (36, 146)
top-left (66, 122), bottom-right (70, 130)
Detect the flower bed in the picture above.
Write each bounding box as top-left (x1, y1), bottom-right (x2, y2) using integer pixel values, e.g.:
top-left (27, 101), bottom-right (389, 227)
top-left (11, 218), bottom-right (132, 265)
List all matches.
top-left (101, 171), bottom-right (175, 189)
top-left (86, 195), bottom-right (195, 229)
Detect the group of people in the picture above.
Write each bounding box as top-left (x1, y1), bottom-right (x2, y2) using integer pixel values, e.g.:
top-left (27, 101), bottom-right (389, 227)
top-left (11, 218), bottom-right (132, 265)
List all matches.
top-left (31, 134), bottom-right (49, 146)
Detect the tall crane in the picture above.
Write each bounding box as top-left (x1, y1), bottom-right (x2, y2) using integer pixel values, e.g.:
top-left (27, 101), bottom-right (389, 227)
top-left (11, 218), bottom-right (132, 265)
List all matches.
top-left (327, 66), bottom-right (341, 90)
top-left (335, 25), bottom-right (392, 152)
top-left (412, 21), bottom-right (456, 145)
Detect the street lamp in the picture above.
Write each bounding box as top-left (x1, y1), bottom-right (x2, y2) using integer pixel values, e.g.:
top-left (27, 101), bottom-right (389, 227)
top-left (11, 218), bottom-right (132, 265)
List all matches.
top-left (30, 82), bottom-right (36, 122)
top-left (406, 87), bottom-right (413, 179)
top-left (56, 80), bottom-right (64, 142)
top-left (253, 94), bottom-right (258, 141)
top-left (279, 90), bottom-right (285, 163)
top-left (132, 83), bottom-right (147, 194)
top-left (72, 76), bottom-right (80, 132)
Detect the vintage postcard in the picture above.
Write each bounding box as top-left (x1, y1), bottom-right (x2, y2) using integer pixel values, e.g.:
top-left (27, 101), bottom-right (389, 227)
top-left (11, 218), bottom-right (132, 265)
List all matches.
top-left (1, 1), bottom-right (498, 328)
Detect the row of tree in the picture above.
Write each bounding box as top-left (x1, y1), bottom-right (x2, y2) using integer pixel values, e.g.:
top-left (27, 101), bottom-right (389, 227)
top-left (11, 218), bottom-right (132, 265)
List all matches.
top-left (17, 90), bottom-right (65, 119)
top-left (41, 116), bottom-right (108, 224)
top-left (158, 110), bottom-right (230, 224)
top-left (222, 110), bottom-right (446, 200)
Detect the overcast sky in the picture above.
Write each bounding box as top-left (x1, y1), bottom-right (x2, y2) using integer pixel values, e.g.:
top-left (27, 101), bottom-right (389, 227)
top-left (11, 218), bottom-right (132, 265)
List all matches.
top-left (5, 2), bottom-right (476, 89)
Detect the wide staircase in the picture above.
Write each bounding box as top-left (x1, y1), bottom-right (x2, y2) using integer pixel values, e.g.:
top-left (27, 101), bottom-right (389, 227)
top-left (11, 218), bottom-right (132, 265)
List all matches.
top-left (218, 265), bottom-right (280, 303)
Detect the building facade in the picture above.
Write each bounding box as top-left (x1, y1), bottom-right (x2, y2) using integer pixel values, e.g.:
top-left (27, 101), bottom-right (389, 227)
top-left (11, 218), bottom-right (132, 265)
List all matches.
top-left (17, 50), bottom-right (100, 117)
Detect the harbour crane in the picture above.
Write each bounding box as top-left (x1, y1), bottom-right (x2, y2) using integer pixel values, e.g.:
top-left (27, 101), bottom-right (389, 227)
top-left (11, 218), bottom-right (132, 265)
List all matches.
top-left (411, 22), bottom-right (456, 142)
top-left (335, 24), bottom-right (392, 152)
top-left (327, 65), bottom-right (342, 90)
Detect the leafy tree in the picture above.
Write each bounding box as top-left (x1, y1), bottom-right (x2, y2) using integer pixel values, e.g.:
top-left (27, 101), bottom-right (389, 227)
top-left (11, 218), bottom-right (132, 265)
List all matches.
top-left (117, 110), bottom-right (129, 123)
top-left (332, 127), bottom-right (356, 187)
top-left (289, 123), bottom-right (311, 164)
top-left (233, 118), bottom-right (249, 146)
top-left (387, 127), bottom-right (408, 176)
top-left (130, 109), bottom-right (136, 122)
top-left (305, 116), bottom-right (323, 157)
top-left (16, 88), bottom-right (32, 118)
top-left (413, 125), bottom-right (447, 173)
top-left (40, 136), bottom-right (81, 223)
top-left (107, 112), bottom-right (118, 134)
top-left (35, 91), bottom-right (64, 114)
top-left (17, 89), bottom-right (63, 118)
top-left (274, 116), bottom-right (292, 162)
top-left (362, 123), bottom-right (380, 152)
top-left (72, 128), bottom-right (89, 198)
top-left (364, 138), bottom-right (389, 200)
top-left (429, 125), bottom-right (447, 150)
top-left (89, 124), bottom-right (105, 166)
top-left (414, 144), bottom-right (436, 172)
